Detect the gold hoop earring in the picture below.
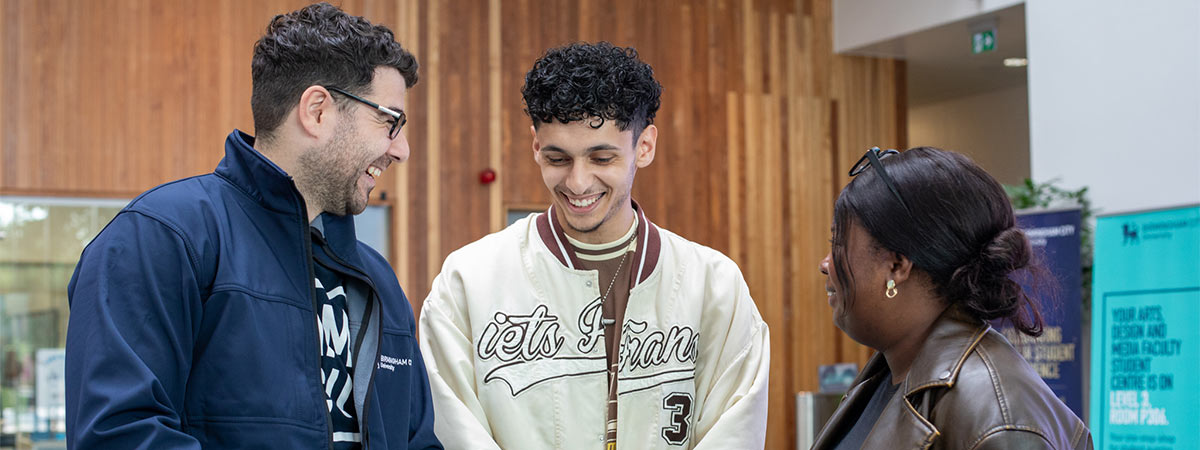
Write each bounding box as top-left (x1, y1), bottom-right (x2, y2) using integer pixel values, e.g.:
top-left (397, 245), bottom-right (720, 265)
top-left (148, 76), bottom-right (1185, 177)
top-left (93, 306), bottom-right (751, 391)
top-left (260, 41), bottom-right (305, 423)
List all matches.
top-left (886, 279), bottom-right (898, 298)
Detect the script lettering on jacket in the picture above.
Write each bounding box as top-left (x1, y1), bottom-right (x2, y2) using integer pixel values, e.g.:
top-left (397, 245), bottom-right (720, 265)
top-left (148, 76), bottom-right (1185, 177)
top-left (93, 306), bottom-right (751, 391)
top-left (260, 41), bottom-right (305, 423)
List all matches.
top-left (477, 303), bottom-right (700, 397)
top-left (576, 297), bottom-right (605, 353)
top-left (478, 304), bottom-right (606, 396)
top-left (619, 320), bottom-right (698, 372)
top-left (614, 321), bottom-right (701, 396)
top-left (477, 304), bottom-right (565, 362)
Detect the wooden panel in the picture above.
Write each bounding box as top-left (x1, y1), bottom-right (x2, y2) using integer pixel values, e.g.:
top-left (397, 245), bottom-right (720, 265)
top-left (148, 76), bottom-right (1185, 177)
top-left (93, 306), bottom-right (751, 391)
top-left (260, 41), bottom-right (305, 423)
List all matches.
top-left (0, 0), bottom-right (10, 191)
top-left (422, 0), bottom-right (442, 299)
top-left (388, 0), bottom-right (420, 302)
top-left (0, 0), bottom-right (905, 447)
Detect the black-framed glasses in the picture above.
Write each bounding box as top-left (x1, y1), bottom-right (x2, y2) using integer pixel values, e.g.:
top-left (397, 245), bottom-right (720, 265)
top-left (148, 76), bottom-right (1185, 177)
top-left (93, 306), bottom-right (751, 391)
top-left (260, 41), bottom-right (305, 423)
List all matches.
top-left (324, 86), bottom-right (406, 139)
top-left (850, 147), bottom-right (911, 213)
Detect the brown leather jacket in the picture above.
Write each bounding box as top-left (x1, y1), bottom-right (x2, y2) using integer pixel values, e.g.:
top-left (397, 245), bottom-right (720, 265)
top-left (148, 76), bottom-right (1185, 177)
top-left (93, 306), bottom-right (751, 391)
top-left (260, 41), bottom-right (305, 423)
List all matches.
top-left (812, 308), bottom-right (1093, 449)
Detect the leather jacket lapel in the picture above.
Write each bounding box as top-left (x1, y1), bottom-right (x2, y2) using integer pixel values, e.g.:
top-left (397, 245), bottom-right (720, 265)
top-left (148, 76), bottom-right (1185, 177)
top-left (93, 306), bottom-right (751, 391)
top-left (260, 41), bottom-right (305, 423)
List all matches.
top-left (904, 308), bottom-right (990, 393)
top-left (811, 309), bottom-right (990, 449)
top-left (859, 389), bottom-right (939, 449)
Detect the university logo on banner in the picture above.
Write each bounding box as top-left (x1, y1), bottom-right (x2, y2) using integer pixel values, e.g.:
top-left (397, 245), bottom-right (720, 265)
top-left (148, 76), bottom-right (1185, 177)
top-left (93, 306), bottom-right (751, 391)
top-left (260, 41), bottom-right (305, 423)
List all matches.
top-left (1090, 205), bottom-right (1200, 449)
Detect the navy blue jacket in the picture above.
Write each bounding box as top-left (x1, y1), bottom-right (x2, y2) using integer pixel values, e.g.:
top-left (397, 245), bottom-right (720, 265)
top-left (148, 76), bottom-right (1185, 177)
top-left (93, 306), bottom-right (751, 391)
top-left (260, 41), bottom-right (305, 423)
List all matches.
top-left (66, 131), bottom-right (441, 449)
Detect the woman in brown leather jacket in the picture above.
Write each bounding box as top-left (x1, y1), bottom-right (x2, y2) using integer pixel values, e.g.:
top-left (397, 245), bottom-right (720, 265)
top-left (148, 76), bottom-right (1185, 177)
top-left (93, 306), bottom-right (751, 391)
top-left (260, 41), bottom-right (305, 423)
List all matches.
top-left (812, 147), bottom-right (1093, 450)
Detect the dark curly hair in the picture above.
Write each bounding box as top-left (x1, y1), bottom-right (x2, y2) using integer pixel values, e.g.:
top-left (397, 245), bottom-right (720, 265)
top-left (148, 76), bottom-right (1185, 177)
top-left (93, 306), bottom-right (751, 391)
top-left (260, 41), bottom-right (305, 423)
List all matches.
top-left (522, 42), bottom-right (662, 136)
top-left (250, 2), bottom-right (418, 142)
top-left (831, 147), bottom-right (1046, 337)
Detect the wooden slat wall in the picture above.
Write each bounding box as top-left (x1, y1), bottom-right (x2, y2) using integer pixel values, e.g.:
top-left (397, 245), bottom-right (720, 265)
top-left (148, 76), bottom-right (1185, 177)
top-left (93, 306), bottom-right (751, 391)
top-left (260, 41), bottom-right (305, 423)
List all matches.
top-left (0, 0), bottom-right (904, 447)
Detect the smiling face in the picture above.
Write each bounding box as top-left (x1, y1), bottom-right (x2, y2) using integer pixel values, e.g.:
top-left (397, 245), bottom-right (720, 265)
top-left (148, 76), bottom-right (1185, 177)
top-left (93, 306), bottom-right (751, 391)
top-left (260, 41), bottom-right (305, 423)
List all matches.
top-left (532, 119), bottom-right (656, 244)
top-left (297, 67), bottom-right (410, 217)
top-left (819, 218), bottom-right (897, 350)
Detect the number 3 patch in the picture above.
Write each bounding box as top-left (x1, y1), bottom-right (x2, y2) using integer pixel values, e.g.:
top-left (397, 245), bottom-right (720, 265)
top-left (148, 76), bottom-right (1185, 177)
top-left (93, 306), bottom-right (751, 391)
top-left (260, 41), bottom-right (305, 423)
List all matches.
top-left (661, 392), bottom-right (693, 445)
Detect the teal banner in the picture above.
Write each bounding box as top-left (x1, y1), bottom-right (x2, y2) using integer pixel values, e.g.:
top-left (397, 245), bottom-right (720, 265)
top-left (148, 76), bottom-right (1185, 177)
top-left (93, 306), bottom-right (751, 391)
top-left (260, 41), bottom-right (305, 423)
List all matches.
top-left (1091, 205), bottom-right (1200, 449)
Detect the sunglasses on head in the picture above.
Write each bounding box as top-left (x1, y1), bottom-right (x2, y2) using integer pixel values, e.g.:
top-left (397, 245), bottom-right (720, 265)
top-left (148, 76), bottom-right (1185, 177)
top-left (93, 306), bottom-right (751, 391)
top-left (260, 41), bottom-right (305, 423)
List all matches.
top-left (850, 147), bottom-right (910, 213)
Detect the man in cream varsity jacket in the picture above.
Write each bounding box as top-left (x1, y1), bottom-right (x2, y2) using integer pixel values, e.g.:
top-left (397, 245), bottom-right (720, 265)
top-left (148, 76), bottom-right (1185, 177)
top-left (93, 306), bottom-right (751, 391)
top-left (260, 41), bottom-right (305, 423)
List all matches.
top-left (419, 42), bottom-right (769, 449)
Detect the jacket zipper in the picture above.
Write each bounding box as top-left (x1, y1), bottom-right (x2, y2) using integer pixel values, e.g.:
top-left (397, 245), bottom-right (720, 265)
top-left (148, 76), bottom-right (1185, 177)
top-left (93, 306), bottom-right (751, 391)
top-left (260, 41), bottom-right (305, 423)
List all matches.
top-left (356, 297), bottom-right (380, 450)
top-left (312, 232), bottom-right (380, 449)
top-left (296, 199), bottom-right (336, 450)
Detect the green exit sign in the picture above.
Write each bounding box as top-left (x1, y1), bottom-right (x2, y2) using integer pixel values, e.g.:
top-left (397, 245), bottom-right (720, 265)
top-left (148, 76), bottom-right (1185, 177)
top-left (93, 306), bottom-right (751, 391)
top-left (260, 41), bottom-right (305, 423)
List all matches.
top-left (972, 29), bottom-right (996, 54)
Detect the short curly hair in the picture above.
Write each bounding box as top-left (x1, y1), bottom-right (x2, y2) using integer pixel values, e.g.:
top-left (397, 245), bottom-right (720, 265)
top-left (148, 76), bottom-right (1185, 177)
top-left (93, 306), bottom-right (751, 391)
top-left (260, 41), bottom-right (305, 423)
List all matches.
top-left (522, 42), bottom-right (662, 136)
top-left (251, 2), bottom-right (418, 141)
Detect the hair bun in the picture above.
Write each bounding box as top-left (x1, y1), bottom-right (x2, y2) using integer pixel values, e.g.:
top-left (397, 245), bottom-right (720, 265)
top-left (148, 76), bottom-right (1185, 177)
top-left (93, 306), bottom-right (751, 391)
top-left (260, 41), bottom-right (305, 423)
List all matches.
top-left (947, 227), bottom-right (1034, 322)
top-left (982, 227), bottom-right (1033, 272)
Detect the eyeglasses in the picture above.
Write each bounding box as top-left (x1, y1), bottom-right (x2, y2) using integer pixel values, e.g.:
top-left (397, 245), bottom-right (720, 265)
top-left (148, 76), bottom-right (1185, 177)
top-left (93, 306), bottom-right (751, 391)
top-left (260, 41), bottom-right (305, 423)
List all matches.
top-left (324, 86), bottom-right (406, 139)
top-left (850, 147), bottom-right (911, 213)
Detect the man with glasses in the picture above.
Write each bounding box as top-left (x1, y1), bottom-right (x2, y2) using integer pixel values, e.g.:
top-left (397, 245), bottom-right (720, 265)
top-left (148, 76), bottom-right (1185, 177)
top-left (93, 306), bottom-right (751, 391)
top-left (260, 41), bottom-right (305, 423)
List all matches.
top-left (419, 42), bottom-right (769, 449)
top-left (65, 3), bottom-right (441, 449)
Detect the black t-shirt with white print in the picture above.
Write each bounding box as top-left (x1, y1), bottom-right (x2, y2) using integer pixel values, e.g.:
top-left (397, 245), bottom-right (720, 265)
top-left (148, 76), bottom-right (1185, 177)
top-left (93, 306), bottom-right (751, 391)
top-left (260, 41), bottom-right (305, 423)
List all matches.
top-left (314, 257), bottom-right (362, 450)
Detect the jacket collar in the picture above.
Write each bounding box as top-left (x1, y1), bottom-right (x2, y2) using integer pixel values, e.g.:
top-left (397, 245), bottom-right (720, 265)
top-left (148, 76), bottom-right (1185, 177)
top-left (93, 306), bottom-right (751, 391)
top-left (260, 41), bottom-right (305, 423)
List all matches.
top-left (312, 214), bottom-right (364, 264)
top-left (811, 307), bottom-right (990, 449)
top-left (903, 307), bottom-right (990, 395)
top-left (535, 200), bottom-right (661, 288)
top-left (215, 130), bottom-right (363, 264)
top-left (840, 307), bottom-right (990, 396)
top-left (214, 130), bottom-right (303, 215)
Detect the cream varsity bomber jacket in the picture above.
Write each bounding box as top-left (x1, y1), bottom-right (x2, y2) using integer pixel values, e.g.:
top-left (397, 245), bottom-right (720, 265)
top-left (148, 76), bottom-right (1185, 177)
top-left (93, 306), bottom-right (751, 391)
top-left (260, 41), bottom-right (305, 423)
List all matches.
top-left (419, 207), bottom-right (770, 449)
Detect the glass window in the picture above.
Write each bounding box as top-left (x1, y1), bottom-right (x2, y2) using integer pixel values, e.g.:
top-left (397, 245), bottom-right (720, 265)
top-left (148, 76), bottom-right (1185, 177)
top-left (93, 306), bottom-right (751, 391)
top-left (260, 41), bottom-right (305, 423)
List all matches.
top-left (0, 197), bottom-right (127, 445)
top-left (0, 197), bottom-right (391, 447)
top-left (507, 208), bottom-right (543, 227)
top-left (355, 205), bottom-right (391, 262)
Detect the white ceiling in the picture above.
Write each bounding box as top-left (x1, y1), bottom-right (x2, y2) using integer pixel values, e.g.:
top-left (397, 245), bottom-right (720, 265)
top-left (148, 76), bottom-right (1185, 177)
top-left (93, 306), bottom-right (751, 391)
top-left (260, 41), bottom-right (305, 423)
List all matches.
top-left (847, 3), bottom-right (1028, 107)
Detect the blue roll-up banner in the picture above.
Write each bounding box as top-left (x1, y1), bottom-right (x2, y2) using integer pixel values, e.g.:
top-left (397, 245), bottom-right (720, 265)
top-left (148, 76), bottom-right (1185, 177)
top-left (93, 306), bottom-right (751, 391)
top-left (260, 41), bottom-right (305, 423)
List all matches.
top-left (997, 208), bottom-right (1084, 418)
top-left (1090, 205), bottom-right (1200, 449)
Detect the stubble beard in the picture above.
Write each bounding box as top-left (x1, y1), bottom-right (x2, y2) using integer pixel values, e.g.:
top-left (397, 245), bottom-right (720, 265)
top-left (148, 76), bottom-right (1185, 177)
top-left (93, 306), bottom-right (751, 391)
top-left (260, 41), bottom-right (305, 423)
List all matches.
top-left (296, 121), bottom-right (366, 217)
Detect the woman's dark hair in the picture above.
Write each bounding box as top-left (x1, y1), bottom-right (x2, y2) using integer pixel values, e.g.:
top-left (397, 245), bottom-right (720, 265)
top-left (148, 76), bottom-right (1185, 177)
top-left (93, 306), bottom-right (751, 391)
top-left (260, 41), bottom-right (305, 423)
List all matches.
top-left (250, 2), bottom-right (418, 142)
top-left (831, 147), bottom-right (1045, 336)
top-left (521, 42), bottom-right (662, 137)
